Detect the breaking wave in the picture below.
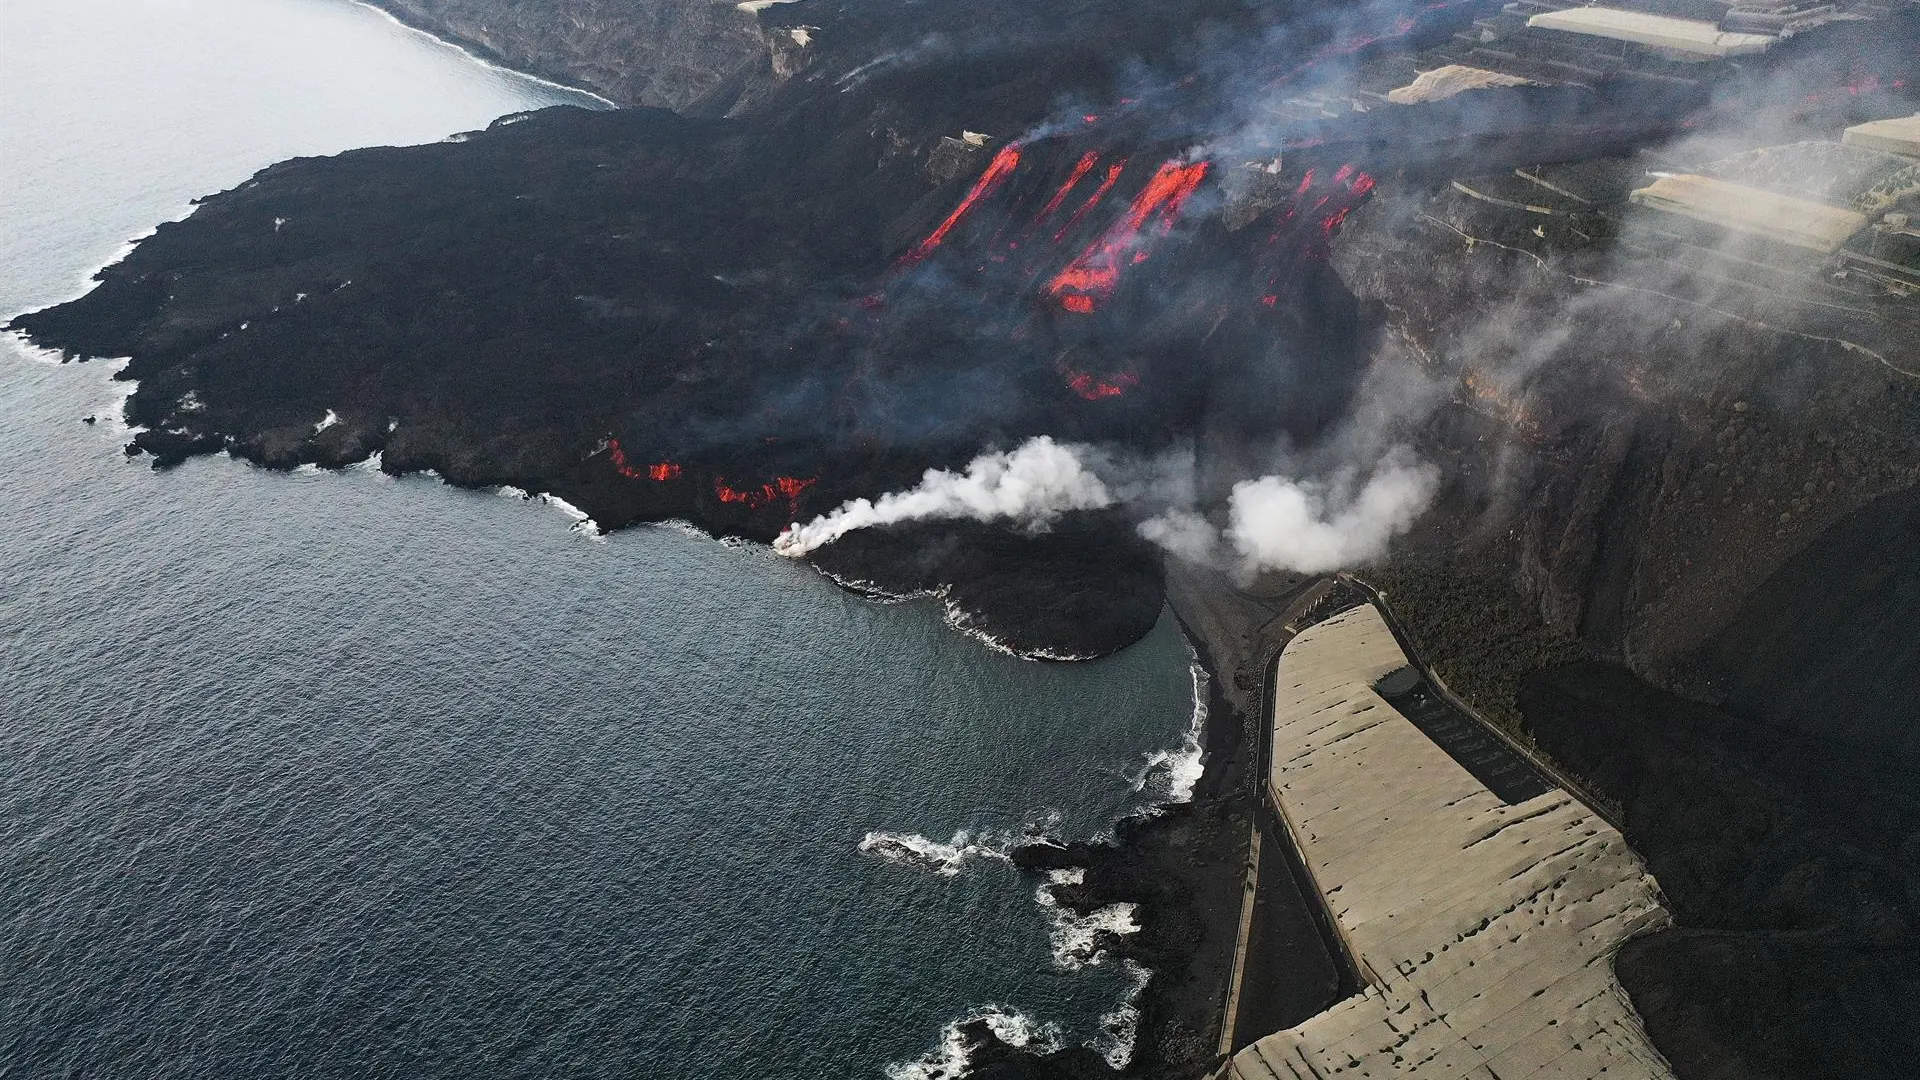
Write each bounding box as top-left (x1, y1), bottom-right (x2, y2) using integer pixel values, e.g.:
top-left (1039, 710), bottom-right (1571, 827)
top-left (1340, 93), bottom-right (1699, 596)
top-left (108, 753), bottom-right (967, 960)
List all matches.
top-left (1035, 868), bottom-right (1140, 970)
top-left (857, 829), bottom-right (1014, 876)
top-left (942, 594), bottom-right (1099, 662)
top-left (885, 1007), bottom-right (1065, 1080)
top-left (1128, 656), bottom-right (1210, 807)
top-left (811, 563), bottom-right (935, 605)
top-left (858, 812), bottom-right (1064, 877)
top-left (861, 632), bottom-right (1211, 1075)
top-left (1090, 960), bottom-right (1153, 1070)
top-left (536, 492), bottom-right (602, 538)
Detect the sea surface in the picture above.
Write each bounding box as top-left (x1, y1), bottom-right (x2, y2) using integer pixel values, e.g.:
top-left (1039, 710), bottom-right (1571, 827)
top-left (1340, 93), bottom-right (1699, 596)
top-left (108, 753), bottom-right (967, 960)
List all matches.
top-left (0, 3), bottom-right (1205, 1076)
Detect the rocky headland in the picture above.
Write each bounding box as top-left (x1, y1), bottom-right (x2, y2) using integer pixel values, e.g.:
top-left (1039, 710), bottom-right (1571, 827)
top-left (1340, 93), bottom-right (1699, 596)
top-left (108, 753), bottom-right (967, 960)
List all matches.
top-left (12, 0), bottom-right (1920, 1075)
top-left (364, 0), bottom-right (766, 110)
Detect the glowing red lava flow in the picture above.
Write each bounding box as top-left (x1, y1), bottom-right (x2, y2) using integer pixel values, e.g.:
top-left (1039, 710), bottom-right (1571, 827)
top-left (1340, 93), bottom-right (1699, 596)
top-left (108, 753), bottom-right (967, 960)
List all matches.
top-left (608, 438), bottom-right (683, 482)
top-left (1032, 151), bottom-right (1101, 227)
top-left (1052, 161), bottom-right (1127, 242)
top-left (897, 143), bottom-right (1024, 266)
top-left (715, 475), bottom-right (818, 516)
top-left (1046, 159), bottom-right (1211, 313)
top-left (1256, 165), bottom-right (1377, 302)
top-left (1062, 368), bottom-right (1140, 400)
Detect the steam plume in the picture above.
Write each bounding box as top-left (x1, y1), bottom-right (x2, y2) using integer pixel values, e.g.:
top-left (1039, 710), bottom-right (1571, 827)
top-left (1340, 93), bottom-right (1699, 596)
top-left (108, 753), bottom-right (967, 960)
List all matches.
top-left (1227, 457), bottom-right (1439, 574)
top-left (775, 436), bottom-right (1114, 555)
top-left (1139, 452), bottom-right (1439, 574)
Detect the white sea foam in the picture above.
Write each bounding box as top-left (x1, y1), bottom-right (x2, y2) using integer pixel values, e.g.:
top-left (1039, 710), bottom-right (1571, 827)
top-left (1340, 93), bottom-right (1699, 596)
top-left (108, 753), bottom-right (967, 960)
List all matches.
top-left (1090, 960), bottom-right (1153, 1070)
top-left (1129, 657), bottom-right (1210, 807)
top-left (6, 330), bottom-right (68, 366)
top-left (99, 366), bottom-right (140, 435)
top-left (941, 595), bottom-right (1099, 662)
top-left (810, 563), bottom-right (934, 605)
top-left (1035, 868), bottom-right (1140, 970)
top-left (857, 829), bottom-right (1013, 877)
top-left (537, 492), bottom-right (603, 539)
top-left (650, 518), bottom-right (713, 540)
top-left (885, 1006), bottom-right (1065, 1080)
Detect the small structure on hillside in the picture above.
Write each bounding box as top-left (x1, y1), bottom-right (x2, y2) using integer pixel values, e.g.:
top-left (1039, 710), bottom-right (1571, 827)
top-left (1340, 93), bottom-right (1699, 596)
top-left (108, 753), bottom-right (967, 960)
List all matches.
top-left (1844, 114), bottom-right (1920, 158)
top-left (926, 132), bottom-right (994, 184)
top-left (1385, 64), bottom-right (1535, 104)
top-left (1527, 8), bottom-right (1776, 58)
top-left (1629, 174), bottom-right (1868, 252)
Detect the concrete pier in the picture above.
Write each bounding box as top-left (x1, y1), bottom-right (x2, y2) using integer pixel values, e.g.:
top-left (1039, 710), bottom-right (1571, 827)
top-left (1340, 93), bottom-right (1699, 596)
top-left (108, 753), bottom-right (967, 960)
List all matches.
top-left (1228, 605), bottom-right (1675, 1080)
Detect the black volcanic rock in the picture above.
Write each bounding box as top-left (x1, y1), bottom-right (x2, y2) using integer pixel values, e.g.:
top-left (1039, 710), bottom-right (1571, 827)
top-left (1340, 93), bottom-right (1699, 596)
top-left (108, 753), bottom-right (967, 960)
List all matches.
top-left (9, 0), bottom-right (1793, 656)
top-left (13, 0), bottom-right (1489, 655)
top-left (366, 0), bottom-right (767, 111)
top-left (13, 0), bottom-right (1920, 1072)
top-left (807, 513), bottom-right (1166, 658)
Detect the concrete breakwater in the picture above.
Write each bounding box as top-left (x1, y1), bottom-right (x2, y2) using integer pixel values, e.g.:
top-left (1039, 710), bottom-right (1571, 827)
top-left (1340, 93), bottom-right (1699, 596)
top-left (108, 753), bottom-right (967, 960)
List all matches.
top-left (1228, 605), bottom-right (1675, 1080)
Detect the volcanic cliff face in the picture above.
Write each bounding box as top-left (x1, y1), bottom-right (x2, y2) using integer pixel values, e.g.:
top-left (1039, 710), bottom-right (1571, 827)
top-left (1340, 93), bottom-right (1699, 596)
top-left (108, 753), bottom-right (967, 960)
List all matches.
top-left (366, 0), bottom-right (766, 110)
top-left (1331, 171), bottom-right (1920, 682)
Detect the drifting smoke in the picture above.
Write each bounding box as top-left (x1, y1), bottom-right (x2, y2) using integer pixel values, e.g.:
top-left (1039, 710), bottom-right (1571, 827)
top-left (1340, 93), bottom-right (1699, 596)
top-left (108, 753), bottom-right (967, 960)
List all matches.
top-left (1139, 451), bottom-right (1439, 575)
top-left (1227, 455), bottom-right (1440, 573)
top-left (775, 436), bottom-right (1114, 555)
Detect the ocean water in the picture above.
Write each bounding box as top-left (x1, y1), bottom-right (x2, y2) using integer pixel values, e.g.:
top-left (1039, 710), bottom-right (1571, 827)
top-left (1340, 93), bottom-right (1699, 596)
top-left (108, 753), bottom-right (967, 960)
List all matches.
top-left (0, 3), bottom-right (1204, 1077)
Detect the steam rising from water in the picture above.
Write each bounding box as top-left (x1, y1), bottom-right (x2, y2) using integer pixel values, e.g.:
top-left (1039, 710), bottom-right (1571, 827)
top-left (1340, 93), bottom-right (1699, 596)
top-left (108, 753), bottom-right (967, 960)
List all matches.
top-left (775, 436), bottom-right (1114, 555)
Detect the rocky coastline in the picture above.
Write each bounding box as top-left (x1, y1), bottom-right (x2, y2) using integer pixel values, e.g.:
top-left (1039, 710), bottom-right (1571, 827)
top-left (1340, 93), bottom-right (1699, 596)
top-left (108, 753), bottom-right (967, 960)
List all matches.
top-left (981, 574), bottom-right (1345, 1079)
top-left (359, 0), bottom-right (766, 111)
top-left (12, 0), bottom-right (1920, 1075)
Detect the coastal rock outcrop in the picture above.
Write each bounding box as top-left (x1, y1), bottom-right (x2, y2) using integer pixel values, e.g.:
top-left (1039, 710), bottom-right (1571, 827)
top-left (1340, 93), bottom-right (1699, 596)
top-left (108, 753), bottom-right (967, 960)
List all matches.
top-left (366, 0), bottom-right (765, 111)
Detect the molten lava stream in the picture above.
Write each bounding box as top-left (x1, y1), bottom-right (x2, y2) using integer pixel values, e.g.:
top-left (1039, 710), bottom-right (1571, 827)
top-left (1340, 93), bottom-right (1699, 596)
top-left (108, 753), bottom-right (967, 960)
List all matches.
top-left (1062, 367), bottom-right (1139, 400)
top-left (714, 474), bottom-right (818, 516)
top-left (1029, 151), bottom-right (1101, 231)
top-left (1046, 159), bottom-right (1210, 314)
top-left (1253, 164), bottom-right (1377, 293)
top-left (897, 143), bottom-right (1024, 266)
top-left (608, 438), bottom-right (683, 482)
top-left (1052, 161), bottom-right (1127, 243)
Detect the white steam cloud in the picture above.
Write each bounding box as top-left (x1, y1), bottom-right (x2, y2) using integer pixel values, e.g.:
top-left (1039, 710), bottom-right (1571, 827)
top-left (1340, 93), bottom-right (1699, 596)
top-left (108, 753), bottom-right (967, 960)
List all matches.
top-left (775, 436), bottom-right (1114, 555)
top-left (1226, 456), bottom-right (1439, 573)
top-left (776, 430), bottom-right (1436, 575)
top-left (1138, 451), bottom-right (1439, 575)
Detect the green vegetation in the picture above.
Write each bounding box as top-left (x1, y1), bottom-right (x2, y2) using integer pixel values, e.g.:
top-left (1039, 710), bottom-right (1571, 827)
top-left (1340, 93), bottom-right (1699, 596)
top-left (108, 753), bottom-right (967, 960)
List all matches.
top-left (1357, 567), bottom-right (1589, 743)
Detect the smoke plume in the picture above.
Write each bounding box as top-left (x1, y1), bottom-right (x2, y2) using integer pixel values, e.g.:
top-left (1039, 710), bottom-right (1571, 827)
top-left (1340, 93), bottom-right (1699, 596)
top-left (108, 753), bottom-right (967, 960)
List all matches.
top-left (1138, 451), bottom-right (1439, 575)
top-left (1226, 456), bottom-right (1440, 574)
top-left (775, 436), bottom-right (1114, 555)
